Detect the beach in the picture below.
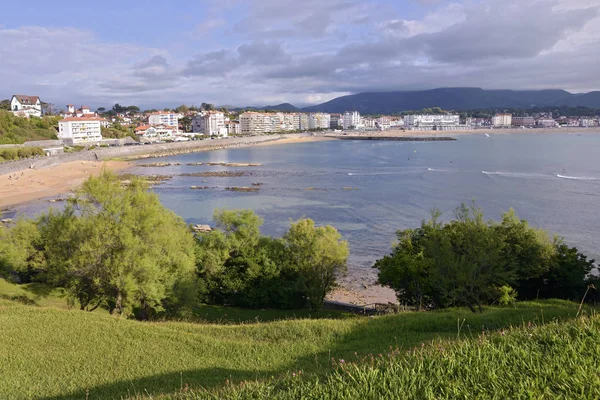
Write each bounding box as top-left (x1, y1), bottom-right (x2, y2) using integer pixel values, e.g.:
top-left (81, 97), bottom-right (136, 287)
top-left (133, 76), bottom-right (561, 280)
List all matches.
top-left (0, 160), bottom-right (131, 209)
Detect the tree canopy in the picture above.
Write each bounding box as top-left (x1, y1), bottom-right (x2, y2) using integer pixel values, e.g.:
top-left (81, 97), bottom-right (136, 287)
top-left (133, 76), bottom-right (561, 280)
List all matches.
top-left (374, 204), bottom-right (597, 312)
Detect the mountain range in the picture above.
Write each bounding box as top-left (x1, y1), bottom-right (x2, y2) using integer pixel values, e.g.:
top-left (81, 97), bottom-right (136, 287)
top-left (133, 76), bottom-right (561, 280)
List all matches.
top-left (236, 88), bottom-right (600, 114)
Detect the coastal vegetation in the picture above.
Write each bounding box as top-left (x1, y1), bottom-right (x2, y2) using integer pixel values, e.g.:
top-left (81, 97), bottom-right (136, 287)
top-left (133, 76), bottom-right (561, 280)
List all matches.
top-left (0, 173), bottom-right (598, 399)
top-left (0, 110), bottom-right (59, 144)
top-left (374, 204), bottom-right (599, 312)
top-left (0, 146), bottom-right (45, 162)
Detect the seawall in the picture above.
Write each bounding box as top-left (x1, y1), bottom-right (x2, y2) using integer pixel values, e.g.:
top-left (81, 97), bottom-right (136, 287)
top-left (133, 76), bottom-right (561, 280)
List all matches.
top-left (0, 134), bottom-right (310, 176)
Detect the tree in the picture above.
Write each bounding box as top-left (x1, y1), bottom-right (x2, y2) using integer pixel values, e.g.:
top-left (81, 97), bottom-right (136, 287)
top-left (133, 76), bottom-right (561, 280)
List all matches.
top-left (112, 103), bottom-right (123, 113)
top-left (97, 107), bottom-right (106, 113)
top-left (282, 219), bottom-right (348, 309)
top-left (36, 170), bottom-right (197, 318)
top-left (374, 229), bottom-right (431, 310)
top-left (201, 103), bottom-right (216, 111)
top-left (196, 209), bottom-right (279, 307)
top-left (0, 99), bottom-right (10, 111)
top-left (175, 105), bottom-right (189, 114)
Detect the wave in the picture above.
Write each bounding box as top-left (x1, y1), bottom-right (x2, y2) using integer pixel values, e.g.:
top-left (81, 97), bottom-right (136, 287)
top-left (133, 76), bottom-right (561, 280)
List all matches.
top-left (482, 171), bottom-right (541, 178)
top-left (427, 168), bottom-right (454, 172)
top-left (556, 174), bottom-right (597, 181)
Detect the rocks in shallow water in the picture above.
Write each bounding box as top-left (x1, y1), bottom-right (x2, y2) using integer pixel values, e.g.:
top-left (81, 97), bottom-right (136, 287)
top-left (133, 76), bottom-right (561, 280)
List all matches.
top-left (186, 162), bottom-right (262, 167)
top-left (225, 186), bottom-right (260, 192)
top-left (192, 224), bottom-right (212, 233)
top-left (251, 182), bottom-right (263, 186)
top-left (180, 171), bottom-right (248, 177)
top-left (190, 186), bottom-right (210, 190)
top-left (138, 162), bottom-right (178, 167)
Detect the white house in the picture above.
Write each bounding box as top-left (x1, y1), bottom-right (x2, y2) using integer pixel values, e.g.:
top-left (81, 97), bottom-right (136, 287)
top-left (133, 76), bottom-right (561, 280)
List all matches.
top-left (225, 121), bottom-right (240, 135)
top-left (11, 95), bottom-right (42, 117)
top-left (343, 111), bottom-right (361, 130)
top-left (58, 117), bottom-right (103, 144)
top-left (148, 112), bottom-right (179, 128)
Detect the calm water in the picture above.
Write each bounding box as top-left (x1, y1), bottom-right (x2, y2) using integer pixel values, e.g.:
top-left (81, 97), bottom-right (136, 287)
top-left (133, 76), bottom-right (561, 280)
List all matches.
top-left (9, 133), bottom-right (600, 281)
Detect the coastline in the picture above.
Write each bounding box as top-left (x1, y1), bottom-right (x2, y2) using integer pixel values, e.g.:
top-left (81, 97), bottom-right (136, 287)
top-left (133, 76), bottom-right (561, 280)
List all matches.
top-left (0, 160), bottom-right (131, 209)
top-left (0, 134), bottom-right (330, 210)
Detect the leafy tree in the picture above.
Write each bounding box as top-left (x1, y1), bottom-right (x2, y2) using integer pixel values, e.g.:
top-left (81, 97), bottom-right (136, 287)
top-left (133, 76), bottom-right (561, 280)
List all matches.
top-left (112, 103), bottom-right (123, 113)
top-left (201, 103), bottom-right (216, 111)
top-left (35, 170), bottom-right (197, 318)
top-left (537, 244), bottom-right (596, 300)
top-left (282, 219), bottom-right (348, 309)
top-left (0, 99), bottom-right (10, 111)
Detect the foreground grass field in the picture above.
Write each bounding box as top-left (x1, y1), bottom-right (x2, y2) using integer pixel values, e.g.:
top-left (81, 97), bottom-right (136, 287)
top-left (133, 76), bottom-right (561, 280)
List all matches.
top-left (170, 313), bottom-right (600, 400)
top-left (0, 296), bottom-right (591, 399)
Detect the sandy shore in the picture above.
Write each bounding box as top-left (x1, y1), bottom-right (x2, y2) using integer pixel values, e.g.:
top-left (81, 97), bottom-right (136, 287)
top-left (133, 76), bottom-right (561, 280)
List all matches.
top-left (0, 160), bottom-right (131, 209)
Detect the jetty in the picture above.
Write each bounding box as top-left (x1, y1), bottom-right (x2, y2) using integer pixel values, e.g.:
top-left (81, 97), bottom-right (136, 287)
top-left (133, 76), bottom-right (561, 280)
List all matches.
top-left (329, 135), bottom-right (457, 141)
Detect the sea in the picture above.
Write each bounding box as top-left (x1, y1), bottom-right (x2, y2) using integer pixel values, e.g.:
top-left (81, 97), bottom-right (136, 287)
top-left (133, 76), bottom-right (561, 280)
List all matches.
top-left (7, 132), bottom-right (600, 284)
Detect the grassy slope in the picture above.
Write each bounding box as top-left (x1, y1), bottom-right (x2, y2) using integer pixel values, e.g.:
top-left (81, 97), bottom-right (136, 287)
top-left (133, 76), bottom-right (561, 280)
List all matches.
top-left (186, 313), bottom-right (600, 400)
top-left (0, 296), bottom-right (588, 400)
top-left (0, 110), bottom-right (59, 145)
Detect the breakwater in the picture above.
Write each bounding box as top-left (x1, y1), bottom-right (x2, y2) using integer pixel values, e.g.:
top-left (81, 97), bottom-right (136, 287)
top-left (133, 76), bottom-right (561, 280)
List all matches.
top-left (330, 135), bottom-right (457, 141)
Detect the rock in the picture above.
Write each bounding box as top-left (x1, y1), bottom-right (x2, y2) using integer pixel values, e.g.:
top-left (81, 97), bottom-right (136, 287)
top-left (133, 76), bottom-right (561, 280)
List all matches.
top-left (1, 218), bottom-right (12, 224)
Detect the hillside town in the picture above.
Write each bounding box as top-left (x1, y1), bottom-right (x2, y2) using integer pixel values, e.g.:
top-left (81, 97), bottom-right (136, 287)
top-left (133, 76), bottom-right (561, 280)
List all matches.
top-left (5, 94), bottom-right (600, 148)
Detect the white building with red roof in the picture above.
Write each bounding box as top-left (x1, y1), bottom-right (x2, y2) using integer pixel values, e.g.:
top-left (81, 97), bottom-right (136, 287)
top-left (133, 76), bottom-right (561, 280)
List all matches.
top-left (11, 95), bottom-right (42, 117)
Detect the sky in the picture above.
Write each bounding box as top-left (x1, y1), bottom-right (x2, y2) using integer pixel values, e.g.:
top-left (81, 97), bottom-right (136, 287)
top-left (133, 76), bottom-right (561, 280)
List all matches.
top-left (1, 0), bottom-right (599, 109)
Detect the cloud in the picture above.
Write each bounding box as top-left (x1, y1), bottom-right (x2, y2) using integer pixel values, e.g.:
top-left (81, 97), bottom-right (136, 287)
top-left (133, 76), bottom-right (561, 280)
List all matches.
top-left (2, 0), bottom-right (600, 108)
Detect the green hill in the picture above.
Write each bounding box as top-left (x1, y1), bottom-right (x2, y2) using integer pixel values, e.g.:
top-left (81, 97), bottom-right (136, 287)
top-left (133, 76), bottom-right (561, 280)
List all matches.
top-left (0, 110), bottom-right (59, 144)
top-left (0, 292), bottom-right (589, 399)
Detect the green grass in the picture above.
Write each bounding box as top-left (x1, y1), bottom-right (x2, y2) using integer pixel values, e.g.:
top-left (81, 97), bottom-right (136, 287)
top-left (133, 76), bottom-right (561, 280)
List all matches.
top-left (0, 294), bottom-right (590, 400)
top-left (172, 313), bottom-right (600, 400)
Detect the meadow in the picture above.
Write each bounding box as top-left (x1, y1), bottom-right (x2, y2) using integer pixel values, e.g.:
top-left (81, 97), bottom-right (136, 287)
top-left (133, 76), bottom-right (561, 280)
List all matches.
top-left (0, 279), bottom-right (591, 399)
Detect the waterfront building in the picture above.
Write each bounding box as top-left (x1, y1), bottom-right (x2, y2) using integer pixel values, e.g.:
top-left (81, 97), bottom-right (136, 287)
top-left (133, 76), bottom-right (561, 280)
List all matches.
top-left (58, 117), bottom-right (103, 144)
top-left (308, 113), bottom-right (331, 130)
top-left (492, 113), bottom-right (512, 127)
top-left (404, 114), bottom-right (461, 131)
top-left (299, 113), bottom-right (309, 130)
top-left (283, 113), bottom-right (301, 131)
top-left (136, 124), bottom-right (176, 142)
top-left (343, 111), bottom-right (361, 130)
top-left (149, 112), bottom-right (178, 128)
top-left (330, 113), bottom-right (343, 129)
top-left (536, 118), bottom-right (557, 128)
top-left (10, 95), bottom-right (42, 117)
top-left (192, 112), bottom-right (227, 136)
top-left (512, 116), bottom-right (535, 127)
top-left (239, 112), bottom-right (271, 134)
top-left (225, 121), bottom-right (240, 135)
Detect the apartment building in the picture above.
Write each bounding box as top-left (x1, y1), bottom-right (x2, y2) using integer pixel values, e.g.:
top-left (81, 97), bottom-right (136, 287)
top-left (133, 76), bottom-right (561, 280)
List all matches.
top-left (343, 111), bottom-right (361, 130)
top-left (512, 116), bottom-right (535, 126)
top-left (404, 115), bottom-right (461, 131)
top-left (192, 112), bottom-right (227, 136)
top-left (58, 117), bottom-right (103, 144)
top-left (308, 113), bottom-right (331, 130)
top-left (492, 113), bottom-right (513, 127)
top-left (239, 112), bottom-right (271, 134)
top-left (225, 121), bottom-right (240, 135)
top-left (148, 112), bottom-right (178, 128)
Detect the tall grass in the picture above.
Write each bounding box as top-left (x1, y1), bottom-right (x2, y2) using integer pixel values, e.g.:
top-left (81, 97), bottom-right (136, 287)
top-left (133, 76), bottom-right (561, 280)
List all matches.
top-left (181, 313), bottom-right (600, 399)
top-left (0, 298), bottom-right (588, 399)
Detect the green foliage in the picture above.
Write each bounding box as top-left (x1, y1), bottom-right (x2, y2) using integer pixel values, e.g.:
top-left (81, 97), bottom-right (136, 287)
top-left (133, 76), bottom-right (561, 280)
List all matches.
top-left (0, 298), bottom-right (586, 399)
top-left (496, 285), bottom-right (518, 305)
top-left (0, 110), bottom-right (59, 144)
top-left (374, 204), bottom-right (598, 312)
top-left (4, 170), bottom-right (197, 318)
top-left (0, 146), bottom-right (45, 162)
top-left (0, 99), bottom-right (10, 111)
top-left (196, 210), bottom-right (348, 310)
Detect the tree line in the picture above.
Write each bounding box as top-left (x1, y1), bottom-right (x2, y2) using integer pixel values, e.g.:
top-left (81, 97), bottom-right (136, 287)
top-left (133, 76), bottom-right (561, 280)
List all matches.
top-left (0, 173), bottom-right (597, 318)
top-left (374, 204), bottom-right (598, 312)
top-left (0, 171), bottom-right (348, 319)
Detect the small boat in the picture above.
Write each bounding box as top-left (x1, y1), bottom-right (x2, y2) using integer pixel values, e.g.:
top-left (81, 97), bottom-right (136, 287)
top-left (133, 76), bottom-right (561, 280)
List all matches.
top-left (485, 133), bottom-right (490, 138)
